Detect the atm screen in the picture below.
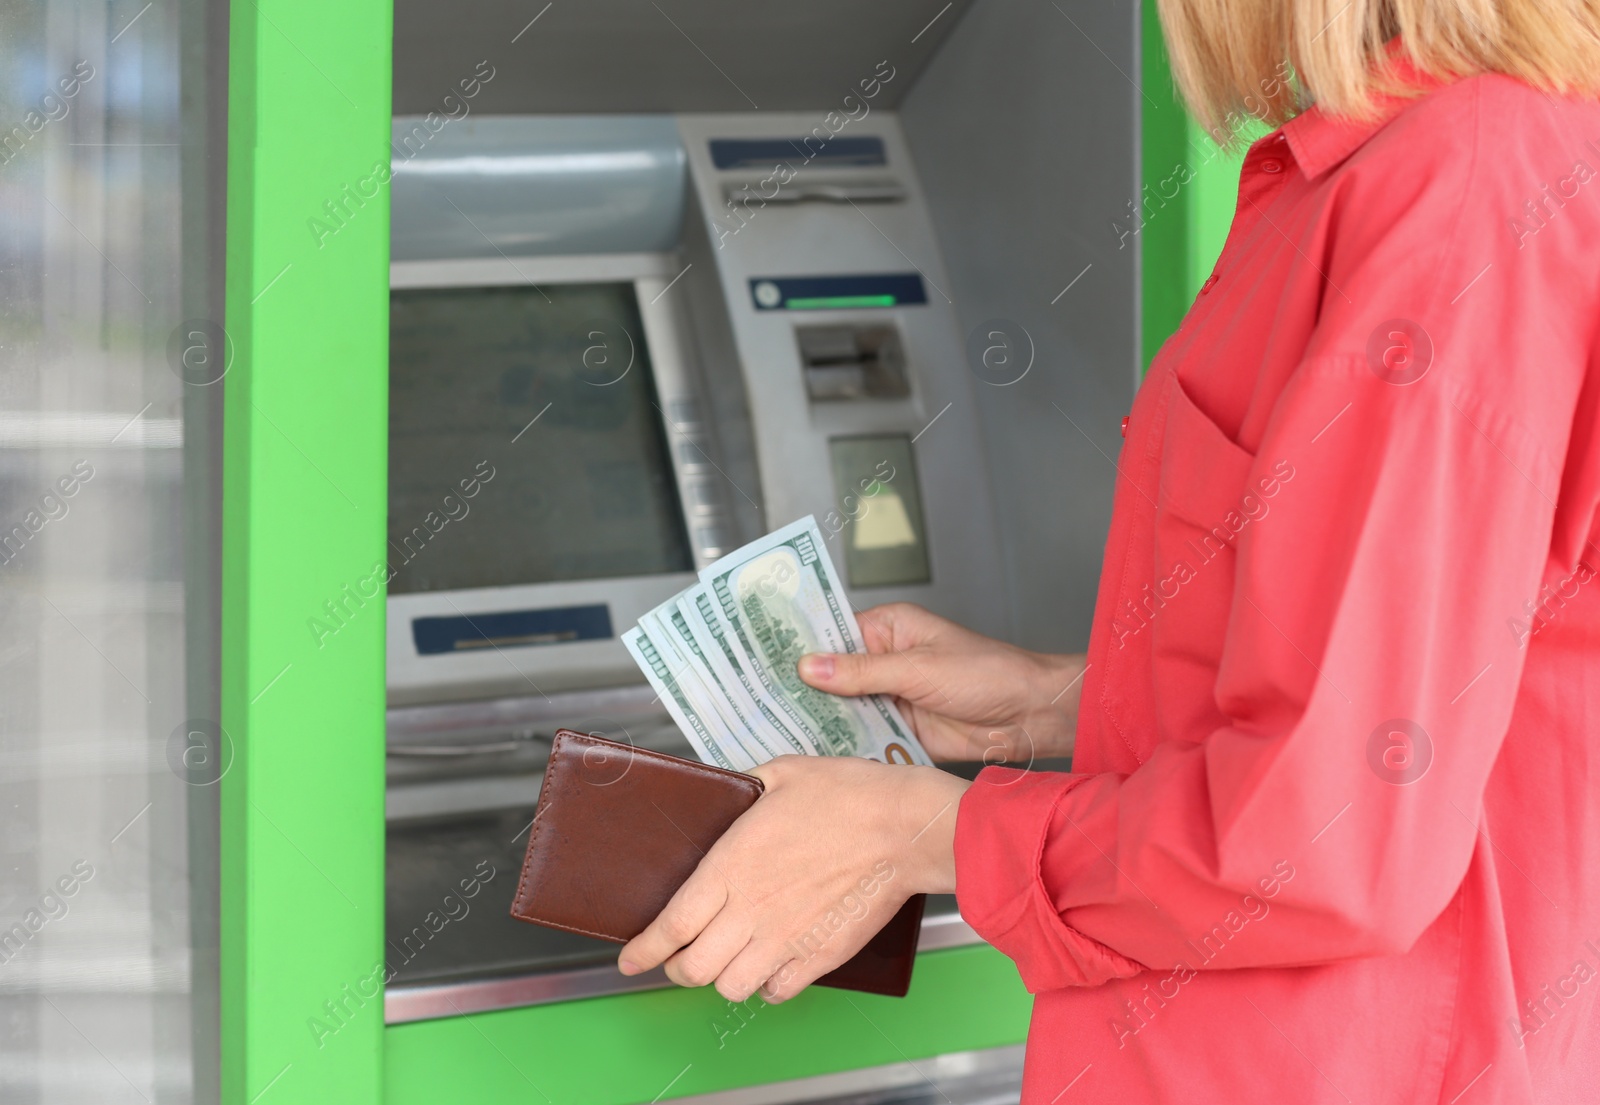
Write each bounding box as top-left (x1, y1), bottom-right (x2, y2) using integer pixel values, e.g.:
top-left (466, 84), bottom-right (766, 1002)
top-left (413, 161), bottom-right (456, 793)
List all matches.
top-left (388, 282), bottom-right (694, 594)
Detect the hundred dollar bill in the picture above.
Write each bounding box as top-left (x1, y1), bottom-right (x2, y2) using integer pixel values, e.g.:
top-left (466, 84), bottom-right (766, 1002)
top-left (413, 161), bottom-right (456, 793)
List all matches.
top-left (635, 608), bottom-right (765, 770)
top-left (674, 588), bottom-right (820, 758)
top-left (699, 516), bottom-right (931, 766)
top-left (640, 602), bottom-right (795, 765)
top-left (621, 623), bottom-right (750, 772)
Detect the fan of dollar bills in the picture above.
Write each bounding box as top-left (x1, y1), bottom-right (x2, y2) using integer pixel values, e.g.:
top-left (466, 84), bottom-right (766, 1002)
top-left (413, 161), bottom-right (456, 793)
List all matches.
top-left (623, 516), bottom-right (933, 771)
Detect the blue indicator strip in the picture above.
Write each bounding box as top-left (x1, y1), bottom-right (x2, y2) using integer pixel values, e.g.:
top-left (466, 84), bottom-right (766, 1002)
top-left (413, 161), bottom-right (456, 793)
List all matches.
top-left (412, 604), bottom-right (613, 655)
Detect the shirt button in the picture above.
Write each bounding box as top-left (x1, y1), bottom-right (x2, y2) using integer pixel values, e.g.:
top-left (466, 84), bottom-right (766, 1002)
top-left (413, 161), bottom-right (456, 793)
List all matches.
top-left (1261, 157), bottom-right (1284, 174)
top-left (1200, 273), bottom-right (1219, 295)
top-left (1120, 416), bottom-right (1130, 438)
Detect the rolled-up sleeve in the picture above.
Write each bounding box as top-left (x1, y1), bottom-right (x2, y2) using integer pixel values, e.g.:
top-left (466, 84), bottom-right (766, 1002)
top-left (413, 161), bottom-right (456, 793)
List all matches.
top-left (957, 349), bottom-right (1565, 992)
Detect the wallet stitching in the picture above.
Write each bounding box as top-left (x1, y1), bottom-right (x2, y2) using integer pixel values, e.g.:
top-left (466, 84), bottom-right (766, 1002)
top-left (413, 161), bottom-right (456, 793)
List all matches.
top-left (513, 740), bottom-right (578, 919)
top-left (512, 731), bottom-right (567, 922)
top-left (578, 735), bottom-right (765, 795)
top-left (520, 914), bottom-right (627, 943)
top-left (511, 730), bottom-right (762, 939)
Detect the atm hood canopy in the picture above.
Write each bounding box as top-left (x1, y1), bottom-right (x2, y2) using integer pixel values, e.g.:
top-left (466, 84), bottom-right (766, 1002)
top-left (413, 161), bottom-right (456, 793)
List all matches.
top-left (392, 0), bottom-right (976, 115)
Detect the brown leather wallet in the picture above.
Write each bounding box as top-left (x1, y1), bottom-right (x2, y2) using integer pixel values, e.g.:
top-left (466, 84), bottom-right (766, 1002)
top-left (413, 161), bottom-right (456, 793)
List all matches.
top-left (510, 729), bottom-right (924, 997)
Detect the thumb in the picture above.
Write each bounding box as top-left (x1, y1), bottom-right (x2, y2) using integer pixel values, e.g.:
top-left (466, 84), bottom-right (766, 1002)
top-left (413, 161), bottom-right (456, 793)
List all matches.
top-left (797, 650), bottom-right (917, 698)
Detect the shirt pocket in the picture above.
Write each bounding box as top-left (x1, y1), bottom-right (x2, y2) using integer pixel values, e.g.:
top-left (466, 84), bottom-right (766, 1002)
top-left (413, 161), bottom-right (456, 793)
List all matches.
top-left (1147, 373), bottom-right (1259, 742)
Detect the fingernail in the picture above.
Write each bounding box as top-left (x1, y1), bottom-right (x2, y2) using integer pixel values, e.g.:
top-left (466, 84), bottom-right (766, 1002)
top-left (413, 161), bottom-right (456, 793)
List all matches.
top-left (799, 654), bottom-right (834, 682)
top-left (618, 959), bottom-right (638, 975)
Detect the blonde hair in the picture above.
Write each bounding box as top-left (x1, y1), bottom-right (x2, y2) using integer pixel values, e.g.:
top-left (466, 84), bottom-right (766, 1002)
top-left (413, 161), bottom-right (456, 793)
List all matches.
top-left (1156, 0), bottom-right (1600, 141)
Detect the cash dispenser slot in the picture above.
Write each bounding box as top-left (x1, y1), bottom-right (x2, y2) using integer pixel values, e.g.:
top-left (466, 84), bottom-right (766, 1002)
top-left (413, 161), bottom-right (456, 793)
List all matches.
top-left (798, 323), bottom-right (911, 401)
top-left (723, 178), bottom-right (908, 206)
top-left (709, 135), bottom-right (888, 170)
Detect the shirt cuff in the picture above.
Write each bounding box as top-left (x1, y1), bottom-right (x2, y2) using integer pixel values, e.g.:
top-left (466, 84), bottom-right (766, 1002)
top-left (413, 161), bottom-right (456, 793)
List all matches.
top-left (954, 766), bottom-right (1148, 991)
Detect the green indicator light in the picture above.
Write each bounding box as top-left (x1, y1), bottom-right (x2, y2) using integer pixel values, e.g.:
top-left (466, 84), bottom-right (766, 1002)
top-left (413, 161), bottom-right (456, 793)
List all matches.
top-left (785, 294), bottom-right (898, 309)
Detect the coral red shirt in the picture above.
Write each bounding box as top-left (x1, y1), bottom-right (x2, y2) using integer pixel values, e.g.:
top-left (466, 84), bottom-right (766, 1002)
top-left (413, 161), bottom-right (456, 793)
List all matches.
top-left (955, 70), bottom-right (1600, 1104)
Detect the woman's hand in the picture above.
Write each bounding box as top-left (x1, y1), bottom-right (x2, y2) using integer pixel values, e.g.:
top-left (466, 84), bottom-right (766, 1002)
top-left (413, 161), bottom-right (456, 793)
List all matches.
top-left (617, 755), bottom-right (968, 1003)
top-left (797, 603), bottom-right (1086, 764)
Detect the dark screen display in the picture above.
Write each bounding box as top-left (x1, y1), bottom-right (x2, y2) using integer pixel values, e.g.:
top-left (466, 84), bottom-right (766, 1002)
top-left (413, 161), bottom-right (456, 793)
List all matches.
top-left (387, 282), bottom-right (693, 594)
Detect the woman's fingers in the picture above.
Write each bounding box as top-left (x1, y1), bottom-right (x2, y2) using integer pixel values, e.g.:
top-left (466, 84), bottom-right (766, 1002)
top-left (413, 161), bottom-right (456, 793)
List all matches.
top-left (758, 959), bottom-right (805, 1003)
top-left (758, 916), bottom-right (887, 1003)
top-left (619, 755), bottom-right (969, 1003)
top-left (662, 910), bottom-right (756, 990)
top-left (798, 647), bottom-right (933, 699)
top-left (760, 955), bottom-right (834, 1004)
top-left (712, 940), bottom-right (792, 1003)
top-left (618, 865), bottom-right (729, 975)
top-left (854, 604), bottom-right (907, 653)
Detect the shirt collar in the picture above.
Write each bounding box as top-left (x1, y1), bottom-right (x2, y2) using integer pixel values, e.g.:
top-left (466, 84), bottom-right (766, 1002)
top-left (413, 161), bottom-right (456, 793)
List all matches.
top-left (1279, 46), bottom-right (1449, 180)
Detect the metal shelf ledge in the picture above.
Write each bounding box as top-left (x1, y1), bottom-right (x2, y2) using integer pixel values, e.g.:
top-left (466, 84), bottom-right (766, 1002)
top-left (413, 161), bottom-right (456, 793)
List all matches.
top-left (384, 909), bottom-right (984, 1025)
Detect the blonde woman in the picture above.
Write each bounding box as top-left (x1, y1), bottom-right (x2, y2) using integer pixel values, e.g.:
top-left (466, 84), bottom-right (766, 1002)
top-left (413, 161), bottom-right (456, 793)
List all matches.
top-left (623, 2), bottom-right (1600, 1101)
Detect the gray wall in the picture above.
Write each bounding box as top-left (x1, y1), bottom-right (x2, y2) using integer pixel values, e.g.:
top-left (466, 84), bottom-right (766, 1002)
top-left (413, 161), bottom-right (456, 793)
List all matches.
top-left (901, 0), bottom-right (1141, 652)
top-left (393, 0), bottom-right (975, 115)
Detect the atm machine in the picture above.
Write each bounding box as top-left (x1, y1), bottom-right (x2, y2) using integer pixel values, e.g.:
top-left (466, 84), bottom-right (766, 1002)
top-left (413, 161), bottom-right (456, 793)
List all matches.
top-left (383, 112), bottom-right (1009, 713)
top-left (383, 109), bottom-right (1013, 1011)
top-left (378, 3), bottom-right (1141, 1102)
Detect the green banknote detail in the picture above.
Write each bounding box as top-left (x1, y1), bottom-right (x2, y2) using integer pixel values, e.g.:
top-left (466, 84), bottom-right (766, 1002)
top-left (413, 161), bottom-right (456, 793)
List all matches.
top-left (688, 590), bottom-right (815, 756)
top-left (736, 583), bottom-right (855, 756)
top-left (664, 605), bottom-right (786, 761)
top-left (623, 625), bottom-right (738, 772)
top-left (707, 525), bottom-right (925, 763)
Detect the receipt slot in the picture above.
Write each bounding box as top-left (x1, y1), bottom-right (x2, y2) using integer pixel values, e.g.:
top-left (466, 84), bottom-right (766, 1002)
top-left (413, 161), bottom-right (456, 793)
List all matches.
top-left (797, 324), bottom-right (910, 402)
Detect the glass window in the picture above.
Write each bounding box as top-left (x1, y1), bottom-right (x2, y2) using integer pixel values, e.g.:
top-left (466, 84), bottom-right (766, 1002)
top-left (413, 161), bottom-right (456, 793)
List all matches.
top-left (0, 1), bottom-right (225, 1100)
top-left (388, 282), bottom-right (694, 593)
top-left (827, 435), bottom-right (932, 588)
